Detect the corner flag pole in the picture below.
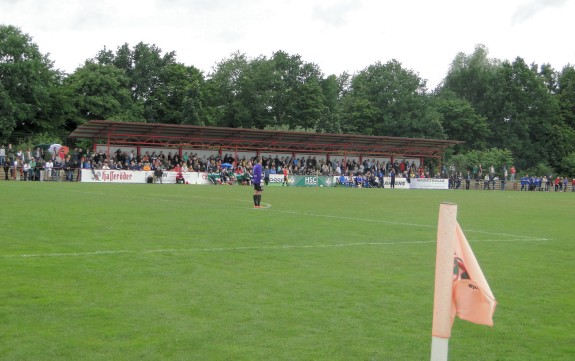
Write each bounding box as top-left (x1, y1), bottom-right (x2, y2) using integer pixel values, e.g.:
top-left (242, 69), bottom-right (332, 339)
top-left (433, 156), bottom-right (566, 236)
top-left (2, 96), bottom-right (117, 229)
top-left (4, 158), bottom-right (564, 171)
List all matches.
top-left (430, 203), bottom-right (458, 361)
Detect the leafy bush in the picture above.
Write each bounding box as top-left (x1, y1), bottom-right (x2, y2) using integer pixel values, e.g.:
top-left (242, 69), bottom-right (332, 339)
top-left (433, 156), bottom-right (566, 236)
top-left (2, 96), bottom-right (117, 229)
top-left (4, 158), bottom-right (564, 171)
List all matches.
top-left (15, 133), bottom-right (62, 152)
top-left (447, 148), bottom-right (514, 175)
top-left (522, 162), bottom-right (555, 177)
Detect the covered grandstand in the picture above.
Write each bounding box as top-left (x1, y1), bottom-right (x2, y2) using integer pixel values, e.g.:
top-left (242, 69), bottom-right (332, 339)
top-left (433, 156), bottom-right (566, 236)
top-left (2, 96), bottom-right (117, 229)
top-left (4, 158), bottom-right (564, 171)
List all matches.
top-left (68, 120), bottom-right (463, 165)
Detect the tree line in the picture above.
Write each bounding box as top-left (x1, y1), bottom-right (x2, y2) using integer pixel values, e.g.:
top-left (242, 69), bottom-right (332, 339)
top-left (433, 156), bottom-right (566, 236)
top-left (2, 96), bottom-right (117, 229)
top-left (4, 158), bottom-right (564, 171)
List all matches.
top-left (1, 25), bottom-right (574, 175)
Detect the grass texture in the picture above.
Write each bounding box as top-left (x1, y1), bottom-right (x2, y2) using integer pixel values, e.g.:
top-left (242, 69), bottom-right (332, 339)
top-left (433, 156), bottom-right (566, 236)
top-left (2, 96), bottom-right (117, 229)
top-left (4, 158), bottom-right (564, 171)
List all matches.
top-left (1, 182), bottom-right (573, 360)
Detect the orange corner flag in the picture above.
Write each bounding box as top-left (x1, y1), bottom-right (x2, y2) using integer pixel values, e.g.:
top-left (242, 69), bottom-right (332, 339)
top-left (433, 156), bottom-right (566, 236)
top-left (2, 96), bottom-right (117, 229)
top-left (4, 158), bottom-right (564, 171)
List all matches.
top-left (431, 203), bottom-right (496, 360)
top-left (451, 222), bottom-right (497, 326)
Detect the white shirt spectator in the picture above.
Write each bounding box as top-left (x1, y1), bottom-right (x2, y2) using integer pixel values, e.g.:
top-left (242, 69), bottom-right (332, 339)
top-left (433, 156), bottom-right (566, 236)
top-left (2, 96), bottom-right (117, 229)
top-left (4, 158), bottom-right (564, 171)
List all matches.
top-left (45, 160), bottom-right (53, 181)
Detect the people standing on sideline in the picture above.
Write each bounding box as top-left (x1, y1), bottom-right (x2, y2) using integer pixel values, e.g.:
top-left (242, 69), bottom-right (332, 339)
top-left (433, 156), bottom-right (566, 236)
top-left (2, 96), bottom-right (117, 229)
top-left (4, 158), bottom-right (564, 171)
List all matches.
top-left (510, 165), bottom-right (516, 182)
top-left (389, 168), bottom-right (396, 189)
top-left (252, 156), bottom-right (263, 208)
top-left (264, 166), bottom-right (270, 186)
top-left (45, 158), bottom-right (53, 181)
top-left (65, 155), bottom-right (74, 181)
top-left (282, 166), bottom-right (289, 186)
top-left (3, 160), bottom-right (9, 180)
top-left (0, 144), bottom-right (5, 166)
top-left (153, 164), bottom-right (163, 184)
top-left (465, 171), bottom-right (471, 190)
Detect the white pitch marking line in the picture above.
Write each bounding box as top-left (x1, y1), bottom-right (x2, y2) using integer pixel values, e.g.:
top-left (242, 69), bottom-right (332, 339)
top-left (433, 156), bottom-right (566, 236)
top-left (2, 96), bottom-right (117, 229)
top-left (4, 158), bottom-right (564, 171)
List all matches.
top-left (68, 190), bottom-right (542, 240)
top-left (265, 208), bottom-right (543, 240)
top-left (1, 238), bottom-right (550, 259)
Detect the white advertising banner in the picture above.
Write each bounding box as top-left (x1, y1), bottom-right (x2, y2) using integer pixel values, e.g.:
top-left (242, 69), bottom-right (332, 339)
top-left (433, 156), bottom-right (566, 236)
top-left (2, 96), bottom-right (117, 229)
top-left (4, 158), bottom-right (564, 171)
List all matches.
top-left (81, 169), bottom-right (147, 183)
top-left (196, 172), bottom-right (211, 185)
top-left (382, 177), bottom-right (410, 189)
top-left (81, 169), bottom-right (210, 185)
top-left (409, 178), bottom-right (449, 190)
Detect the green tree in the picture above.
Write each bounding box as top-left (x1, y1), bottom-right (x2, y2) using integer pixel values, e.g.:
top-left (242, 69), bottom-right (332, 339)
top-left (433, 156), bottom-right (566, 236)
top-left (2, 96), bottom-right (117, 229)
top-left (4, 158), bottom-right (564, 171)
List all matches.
top-left (146, 63), bottom-right (205, 124)
top-left (317, 74), bottom-right (346, 133)
top-left (206, 50), bottom-right (328, 131)
top-left (63, 62), bottom-right (139, 122)
top-left (441, 44), bottom-right (500, 115)
top-left (204, 52), bottom-right (252, 128)
top-left (340, 60), bottom-right (444, 138)
top-left (93, 42), bottom-right (206, 124)
top-left (489, 58), bottom-right (566, 169)
top-left (539, 63), bottom-right (558, 93)
top-left (433, 93), bottom-right (490, 151)
top-left (268, 51), bottom-right (326, 131)
top-left (557, 65), bottom-right (575, 128)
top-left (0, 25), bottom-right (64, 141)
top-left (441, 45), bottom-right (572, 170)
top-left (562, 152), bottom-right (575, 176)
top-left (448, 148), bottom-right (513, 175)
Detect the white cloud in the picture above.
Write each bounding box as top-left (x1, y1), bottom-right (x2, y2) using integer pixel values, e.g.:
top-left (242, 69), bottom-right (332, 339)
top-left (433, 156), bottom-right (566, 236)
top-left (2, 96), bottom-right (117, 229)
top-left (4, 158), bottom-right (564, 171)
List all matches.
top-left (312, 1), bottom-right (362, 27)
top-left (511, 0), bottom-right (569, 24)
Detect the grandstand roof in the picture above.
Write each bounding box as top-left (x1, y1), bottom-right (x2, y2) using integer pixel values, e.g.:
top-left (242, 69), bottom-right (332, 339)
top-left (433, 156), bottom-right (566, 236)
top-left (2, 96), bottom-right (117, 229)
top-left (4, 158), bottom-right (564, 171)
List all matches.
top-left (69, 120), bottom-right (463, 158)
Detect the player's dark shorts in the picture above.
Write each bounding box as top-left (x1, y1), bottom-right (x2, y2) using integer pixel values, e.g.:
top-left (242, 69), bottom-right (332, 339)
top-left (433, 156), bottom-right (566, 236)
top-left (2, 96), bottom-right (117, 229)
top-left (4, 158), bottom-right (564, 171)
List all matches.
top-left (254, 183), bottom-right (263, 191)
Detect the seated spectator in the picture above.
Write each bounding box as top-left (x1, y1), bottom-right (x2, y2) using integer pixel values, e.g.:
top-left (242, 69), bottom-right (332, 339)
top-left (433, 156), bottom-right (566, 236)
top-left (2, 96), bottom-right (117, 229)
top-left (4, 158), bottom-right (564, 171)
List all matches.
top-left (129, 160), bottom-right (141, 171)
top-left (175, 170), bottom-right (185, 184)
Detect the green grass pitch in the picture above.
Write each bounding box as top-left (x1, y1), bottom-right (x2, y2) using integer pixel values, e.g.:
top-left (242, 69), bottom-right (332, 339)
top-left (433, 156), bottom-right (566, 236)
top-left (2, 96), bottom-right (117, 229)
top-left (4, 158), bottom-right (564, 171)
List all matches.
top-left (1, 182), bottom-right (573, 360)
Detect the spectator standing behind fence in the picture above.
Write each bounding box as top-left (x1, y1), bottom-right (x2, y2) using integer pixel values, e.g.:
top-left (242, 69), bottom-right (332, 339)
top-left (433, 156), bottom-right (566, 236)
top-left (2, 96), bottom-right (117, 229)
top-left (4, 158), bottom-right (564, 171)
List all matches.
top-left (65, 156), bottom-right (74, 181)
top-left (45, 159), bottom-right (53, 181)
top-left (28, 158), bottom-right (36, 180)
top-left (264, 166), bottom-right (270, 186)
top-left (3, 160), bottom-right (9, 180)
top-left (54, 158), bottom-right (63, 181)
top-left (0, 145), bottom-right (5, 166)
top-left (6, 144), bottom-right (14, 178)
top-left (13, 159), bottom-right (20, 180)
top-left (34, 159), bottom-right (42, 181)
top-left (23, 161), bottom-right (30, 181)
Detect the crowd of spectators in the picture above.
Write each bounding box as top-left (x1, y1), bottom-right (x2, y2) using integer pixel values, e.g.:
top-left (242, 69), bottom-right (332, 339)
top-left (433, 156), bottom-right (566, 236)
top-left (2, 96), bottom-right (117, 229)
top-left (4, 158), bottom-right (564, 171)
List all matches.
top-left (443, 163), bottom-right (575, 191)
top-left (518, 175), bottom-right (573, 192)
top-left (1, 144), bottom-right (434, 181)
top-left (2, 143), bottom-right (574, 191)
top-left (260, 154), bottom-right (434, 180)
top-left (1, 143), bottom-right (75, 181)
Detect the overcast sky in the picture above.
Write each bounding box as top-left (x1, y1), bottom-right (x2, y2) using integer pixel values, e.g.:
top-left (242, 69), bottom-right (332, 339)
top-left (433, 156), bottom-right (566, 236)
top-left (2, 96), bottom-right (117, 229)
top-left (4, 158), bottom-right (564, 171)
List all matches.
top-left (1, 0), bottom-right (574, 89)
